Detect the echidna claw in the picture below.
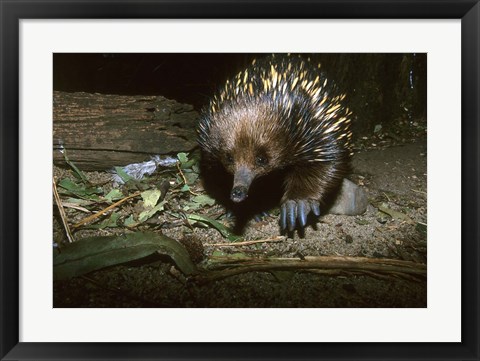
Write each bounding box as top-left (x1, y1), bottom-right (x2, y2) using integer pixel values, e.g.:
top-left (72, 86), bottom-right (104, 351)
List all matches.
top-left (286, 200), bottom-right (297, 232)
top-left (280, 205), bottom-right (287, 230)
top-left (297, 201), bottom-right (308, 227)
top-left (311, 201), bottom-right (321, 217)
top-left (280, 199), bottom-right (321, 232)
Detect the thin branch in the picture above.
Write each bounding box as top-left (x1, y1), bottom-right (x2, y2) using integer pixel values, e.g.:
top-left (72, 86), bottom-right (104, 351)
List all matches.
top-left (72, 191), bottom-right (141, 229)
top-left (53, 177), bottom-right (75, 243)
top-left (411, 189), bottom-right (427, 195)
top-left (209, 236), bottom-right (286, 247)
top-left (195, 255), bottom-right (426, 283)
top-left (176, 162), bottom-right (200, 196)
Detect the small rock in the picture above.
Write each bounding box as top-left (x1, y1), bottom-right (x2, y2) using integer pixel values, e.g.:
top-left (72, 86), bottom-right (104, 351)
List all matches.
top-left (329, 179), bottom-right (369, 215)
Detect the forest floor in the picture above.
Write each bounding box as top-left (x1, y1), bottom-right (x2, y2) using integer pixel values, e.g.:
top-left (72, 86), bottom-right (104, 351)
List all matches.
top-left (53, 121), bottom-right (427, 308)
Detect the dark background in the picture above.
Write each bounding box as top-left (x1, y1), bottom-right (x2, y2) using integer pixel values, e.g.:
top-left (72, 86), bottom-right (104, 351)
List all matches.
top-left (53, 53), bottom-right (427, 135)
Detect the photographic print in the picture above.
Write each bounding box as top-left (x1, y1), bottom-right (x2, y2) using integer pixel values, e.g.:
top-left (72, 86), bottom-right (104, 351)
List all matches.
top-left (52, 53), bottom-right (427, 308)
top-left (2, 0), bottom-right (477, 357)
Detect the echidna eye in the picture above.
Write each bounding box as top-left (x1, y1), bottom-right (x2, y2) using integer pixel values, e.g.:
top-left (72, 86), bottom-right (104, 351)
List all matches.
top-left (226, 153), bottom-right (234, 164)
top-left (255, 155), bottom-right (268, 166)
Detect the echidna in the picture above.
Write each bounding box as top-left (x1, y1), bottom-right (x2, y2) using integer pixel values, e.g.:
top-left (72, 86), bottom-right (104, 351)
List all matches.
top-left (198, 54), bottom-right (353, 233)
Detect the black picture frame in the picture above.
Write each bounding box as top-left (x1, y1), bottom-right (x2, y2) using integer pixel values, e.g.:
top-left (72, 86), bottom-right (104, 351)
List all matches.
top-left (1, 1), bottom-right (478, 360)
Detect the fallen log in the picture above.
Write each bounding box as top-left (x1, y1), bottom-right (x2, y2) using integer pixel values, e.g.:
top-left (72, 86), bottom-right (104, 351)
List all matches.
top-left (53, 91), bottom-right (199, 170)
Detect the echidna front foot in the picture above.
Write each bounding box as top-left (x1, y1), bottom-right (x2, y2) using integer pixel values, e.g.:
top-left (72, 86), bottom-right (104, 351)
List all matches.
top-left (280, 199), bottom-right (321, 232)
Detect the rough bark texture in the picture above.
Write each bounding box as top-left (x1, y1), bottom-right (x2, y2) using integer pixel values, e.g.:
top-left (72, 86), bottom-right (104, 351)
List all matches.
top-left (53, 91), bottom-right (199, 170)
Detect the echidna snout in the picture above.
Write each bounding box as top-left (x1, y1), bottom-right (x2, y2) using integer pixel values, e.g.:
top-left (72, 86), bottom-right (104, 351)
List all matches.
top-left (231, 186), bottom-right (248, 202)
top-left (230, 165), bottom-right (255, 203)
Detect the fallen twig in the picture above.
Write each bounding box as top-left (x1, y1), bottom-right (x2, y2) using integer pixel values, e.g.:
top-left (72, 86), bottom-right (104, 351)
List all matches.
top-left (176, 162), bottom-right (200, 196)
top-left (53, 177), bottom-right (75, 243)
top-left (411, 189), bottom-right (427, 195)
top-left (72, 191), bottom-right (141, 229)
top-left (209, 236), bottom-right (286, 247)
top-left (195, 255), bottom-right (426, 283)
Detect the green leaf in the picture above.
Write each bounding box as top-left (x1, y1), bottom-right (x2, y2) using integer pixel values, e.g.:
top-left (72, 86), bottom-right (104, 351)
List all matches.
top-left (114, 166), bottom-right (133, 183)
top-left (182, 202), bottom-right (200, 211)
top-left (104, 189), bottom-right (124, 202)
top-left (192, 194), bottom-right (215, 206)
top-left (187, 214), bottom-right (241, 241)
top-left (177, 152), bottom-right (188, 164)
top-left (177, 152), bottom-right (198, 169)
top-left (183, 160), bottom-right (197, 169)
top-left (180, 184), bottom-right (190, 192)
top-left (62, 148), bottom-right (89, 183)
top-left (141, 189), bottom-right (162, 208)
top-left (124, 214), bottom-right (136, 227)
top-left (58, 178), bottom-right (82, 192)
top-left (57, 179), bottom-right (102, 201)
top-left (138, 200), bottom-right (166, 223)
top-left (53, 232), bottom-right (198, 280)
top-left (184, 172), bottom-right (199, 185)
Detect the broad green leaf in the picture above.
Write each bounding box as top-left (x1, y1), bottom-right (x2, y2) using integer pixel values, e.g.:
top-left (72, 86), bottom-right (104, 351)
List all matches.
top-left (177, 152), bottom-right (188, 164)
top-left (187, 214), bottom-right (241, 241)
top-left (104, 189), bottom-right (124, 202)
top-left (58, 178), bottom-right (83, 192)
top-left (177, 152), bottom-right (197, 169)
top-left (141, 189), bottom-right (162, 208)
top-left (138, 200), bottom-right (166, 223)
top-left (57, 179), bottom-right (102, 200)
top-left (53, 232), bottom-right (198, 280)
